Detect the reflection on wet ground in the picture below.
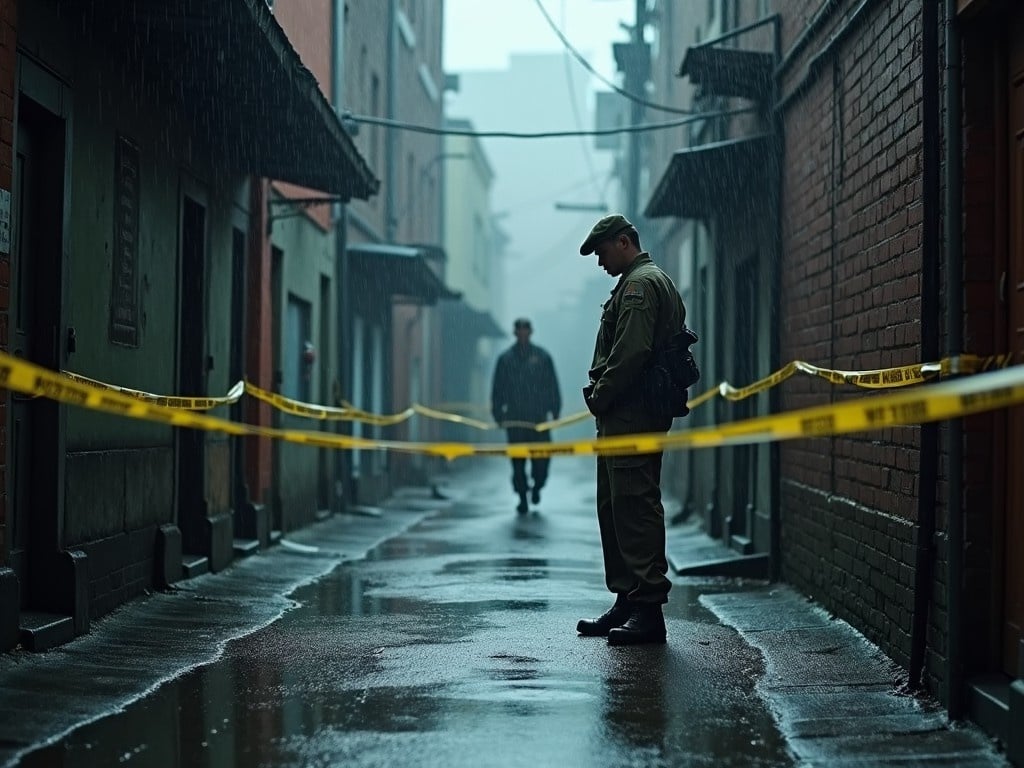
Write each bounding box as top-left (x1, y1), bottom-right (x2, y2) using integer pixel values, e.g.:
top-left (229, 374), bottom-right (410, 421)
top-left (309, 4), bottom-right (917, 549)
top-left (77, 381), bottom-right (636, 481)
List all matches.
top-left (20, 461), bottom-right (792, 767)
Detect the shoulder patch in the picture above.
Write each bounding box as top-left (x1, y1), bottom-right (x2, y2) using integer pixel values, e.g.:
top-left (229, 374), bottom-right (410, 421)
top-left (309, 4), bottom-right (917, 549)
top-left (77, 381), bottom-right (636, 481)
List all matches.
top-left (622, 283), bottom-right (645, 303)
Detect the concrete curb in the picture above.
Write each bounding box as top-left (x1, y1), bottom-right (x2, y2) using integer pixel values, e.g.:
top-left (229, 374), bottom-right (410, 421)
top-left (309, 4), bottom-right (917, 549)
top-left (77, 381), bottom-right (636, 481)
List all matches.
top-left (701, 586), bottom-right (1008, 766)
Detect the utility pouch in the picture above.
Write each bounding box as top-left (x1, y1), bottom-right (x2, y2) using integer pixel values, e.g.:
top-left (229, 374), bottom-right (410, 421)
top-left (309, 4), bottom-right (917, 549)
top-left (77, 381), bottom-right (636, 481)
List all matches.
top-left (643, 326), bottom-right (701, 418)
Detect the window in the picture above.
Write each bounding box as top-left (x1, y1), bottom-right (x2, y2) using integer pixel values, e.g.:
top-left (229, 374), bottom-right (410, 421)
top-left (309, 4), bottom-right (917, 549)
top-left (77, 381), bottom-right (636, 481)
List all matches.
top-left (370, 73), bottom-right (380, 176)
top-left (359, 46), bottom-right (367, 109)
top-left (284, 295), bottom-right (312, 403)
top-left (406, 152), bottom-right (415, 238)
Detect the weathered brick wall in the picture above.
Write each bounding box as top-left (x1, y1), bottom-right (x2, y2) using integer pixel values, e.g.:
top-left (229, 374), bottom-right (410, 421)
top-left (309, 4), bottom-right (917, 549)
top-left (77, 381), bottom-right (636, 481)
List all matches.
top-left (0, 0), bottom-right (15, 565)
top-left (776, 0), bottom-right (925, 668)
top-left (271, 0), bottom-right (334, 232)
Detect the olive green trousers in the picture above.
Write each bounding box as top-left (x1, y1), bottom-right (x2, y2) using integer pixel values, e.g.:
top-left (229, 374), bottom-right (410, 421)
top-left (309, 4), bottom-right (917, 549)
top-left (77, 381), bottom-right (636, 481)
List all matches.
top-left (595, 450), bottom-right (670, 604)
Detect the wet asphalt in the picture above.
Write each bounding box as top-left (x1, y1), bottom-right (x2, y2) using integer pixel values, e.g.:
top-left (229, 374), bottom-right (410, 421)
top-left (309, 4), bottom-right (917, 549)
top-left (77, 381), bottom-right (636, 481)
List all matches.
top-left (0, 457), bottom-right (1009, 767)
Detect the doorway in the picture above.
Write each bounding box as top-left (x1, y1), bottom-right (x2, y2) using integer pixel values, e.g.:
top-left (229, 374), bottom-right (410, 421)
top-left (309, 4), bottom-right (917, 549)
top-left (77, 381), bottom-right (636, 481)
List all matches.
top-left (269, 246), bottom-right (283, 533)
top-left (10, 92), bottom-right (65, 608)
top-left (229, 227), bottom-right (247, 517)
top-left (1001, 7), bottom-right (1024, 676)
top-left (176, 195), bottom-right (208, 557)
top-left (729, 255), bottom-right (758, 553)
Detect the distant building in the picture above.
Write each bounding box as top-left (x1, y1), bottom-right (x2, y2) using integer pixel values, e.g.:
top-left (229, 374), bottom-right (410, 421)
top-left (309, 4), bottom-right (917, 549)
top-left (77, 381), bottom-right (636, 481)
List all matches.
top-left (439, 119), bottom-right (505, 439)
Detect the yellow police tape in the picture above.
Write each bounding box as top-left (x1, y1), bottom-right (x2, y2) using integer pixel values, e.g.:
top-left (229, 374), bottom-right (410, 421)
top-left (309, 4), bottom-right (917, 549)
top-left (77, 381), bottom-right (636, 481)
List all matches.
top-left (60, 370), bottom-right (245, 410)
top-left (60, 353), bottom-right (1011, 432)
top-left (13, 350), bottom-right (1023, 460)
top-left (685, 353), bottom-right (1011, 410)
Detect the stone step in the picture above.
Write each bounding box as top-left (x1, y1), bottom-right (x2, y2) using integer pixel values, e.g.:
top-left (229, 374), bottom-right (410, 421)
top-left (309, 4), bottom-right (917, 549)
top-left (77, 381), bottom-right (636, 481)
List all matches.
top-left (232, 538), bottom-right (259, 558)
top-left (181, 554), bottom-right (209, 579)
top-left (19, 611), bottom-right (75, 652)
top-left (968, 673), bottom-right (1010, 746)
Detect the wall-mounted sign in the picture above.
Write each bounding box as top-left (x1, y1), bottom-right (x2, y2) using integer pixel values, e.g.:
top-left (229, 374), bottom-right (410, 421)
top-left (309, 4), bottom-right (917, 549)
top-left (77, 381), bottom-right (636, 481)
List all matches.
top-left (0, 188), bottom-right (10, 255)
top-left (110, 136), bottom-right (140, 347)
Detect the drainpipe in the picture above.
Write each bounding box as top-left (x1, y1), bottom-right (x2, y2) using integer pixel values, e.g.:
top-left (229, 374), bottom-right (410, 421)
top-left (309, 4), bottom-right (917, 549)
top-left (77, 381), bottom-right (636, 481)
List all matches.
top-left (943, 0), bottom-right (965, 721)
top-left (768, 14), bottom-right (783, 582)
top-left (909, 0), bottom-right (941, 692)
top-left (332, 0), bottom-right (350, 514)
top-left (385, 0), bottom-right (398, 242)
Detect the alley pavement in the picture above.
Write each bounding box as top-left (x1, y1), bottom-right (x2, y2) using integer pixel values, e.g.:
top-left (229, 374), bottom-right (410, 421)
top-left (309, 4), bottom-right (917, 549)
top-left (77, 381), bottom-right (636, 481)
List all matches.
top-left (0, 457), bottom-right (1009, 767)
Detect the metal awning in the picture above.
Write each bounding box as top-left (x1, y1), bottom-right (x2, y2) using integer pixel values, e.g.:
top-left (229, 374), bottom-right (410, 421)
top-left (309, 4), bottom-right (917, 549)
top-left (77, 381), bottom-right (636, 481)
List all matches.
top-left (679, 46), bottom-right (774, 101)
top-left (68, 0), bottom-right (378, 200)
top-left (442, 301), bottom-right (506, 340)
top-left (645, 135), bottom-right (773, 220)
top-left (348, 244), bottom-right (461, 305)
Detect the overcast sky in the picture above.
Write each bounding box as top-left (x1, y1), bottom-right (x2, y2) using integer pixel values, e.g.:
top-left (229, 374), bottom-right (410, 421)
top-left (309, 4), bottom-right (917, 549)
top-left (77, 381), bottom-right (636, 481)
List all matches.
top-left (444, 0), bottom-right (636, 86)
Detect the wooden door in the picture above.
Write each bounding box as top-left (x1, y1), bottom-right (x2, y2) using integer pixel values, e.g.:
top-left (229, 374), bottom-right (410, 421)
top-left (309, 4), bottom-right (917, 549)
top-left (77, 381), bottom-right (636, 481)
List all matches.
top-left (1003, 9), bottom-right (1024, 675)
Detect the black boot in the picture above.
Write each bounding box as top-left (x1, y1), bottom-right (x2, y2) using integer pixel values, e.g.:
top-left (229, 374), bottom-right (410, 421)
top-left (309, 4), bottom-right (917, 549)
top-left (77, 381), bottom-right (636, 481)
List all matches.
top-left (576, 595), bottom-right (631, 636)
top-left (516, 492), bottom-right (529, 514)
top-left (607, 603), bottom-right (666, 645)
top-left (530, 485), bottom-right (541, 505)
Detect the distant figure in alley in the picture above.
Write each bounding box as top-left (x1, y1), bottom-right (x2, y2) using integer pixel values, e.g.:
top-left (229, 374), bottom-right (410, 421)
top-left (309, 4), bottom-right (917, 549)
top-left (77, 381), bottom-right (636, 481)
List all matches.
top-left (490, 318), bottom-right (562, 514)
top-left (577, 214), bottom-right (688, 646)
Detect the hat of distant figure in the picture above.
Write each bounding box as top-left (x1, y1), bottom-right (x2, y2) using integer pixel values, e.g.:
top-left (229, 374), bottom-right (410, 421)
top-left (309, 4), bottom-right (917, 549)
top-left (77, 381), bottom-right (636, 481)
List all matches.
top-left (513, 317), bottom-right (532, 331)
top-left (579, 213), bottom-right (634, 255)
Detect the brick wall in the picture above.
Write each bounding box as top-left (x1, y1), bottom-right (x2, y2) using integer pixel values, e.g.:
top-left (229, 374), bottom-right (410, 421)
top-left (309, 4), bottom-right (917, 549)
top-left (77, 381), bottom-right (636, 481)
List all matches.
top-left (776, 0), bottom-right (926, 669)
top-left (271, 0), bottom-right (334, 231)
top-left (0, 0), bottom-right (15, 565)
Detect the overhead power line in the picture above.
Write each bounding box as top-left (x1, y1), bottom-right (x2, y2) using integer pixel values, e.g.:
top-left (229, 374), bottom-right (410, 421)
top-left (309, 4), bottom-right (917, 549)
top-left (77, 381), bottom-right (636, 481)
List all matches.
top-left (344, 107), bottom-right (756, 139)
top-left (531, 0), bottom-right (693, 116)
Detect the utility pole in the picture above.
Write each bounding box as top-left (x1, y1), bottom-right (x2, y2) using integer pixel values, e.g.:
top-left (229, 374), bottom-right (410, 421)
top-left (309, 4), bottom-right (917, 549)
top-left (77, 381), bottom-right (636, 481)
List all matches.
top-left (615, 0), bottom-right (650, 223)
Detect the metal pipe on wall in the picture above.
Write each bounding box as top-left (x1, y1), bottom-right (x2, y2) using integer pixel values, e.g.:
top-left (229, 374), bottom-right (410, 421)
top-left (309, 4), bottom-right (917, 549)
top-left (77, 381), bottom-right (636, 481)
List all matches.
top-left (909, 0), bottom-right (941, 691)
top-left (943, 0), bottom-right (965, 721)
top-left (332, 0), bottom-right (351, 513)
top-left (385, 0), bottom-right (398, 243)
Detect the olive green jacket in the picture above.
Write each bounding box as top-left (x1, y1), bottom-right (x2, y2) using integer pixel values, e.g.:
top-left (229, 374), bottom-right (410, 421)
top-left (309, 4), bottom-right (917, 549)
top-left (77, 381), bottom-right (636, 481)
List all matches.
top-left (588, 252), bottom-right (686, 431)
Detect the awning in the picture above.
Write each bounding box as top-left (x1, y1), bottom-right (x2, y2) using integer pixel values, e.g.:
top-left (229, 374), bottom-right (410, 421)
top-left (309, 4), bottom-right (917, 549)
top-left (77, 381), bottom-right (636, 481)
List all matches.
top-left (679, 46), bottom-right (774, 101)
top-left (644, 135), bottom-right (773, 220)
top-left (441, 301), bottom-right (506, 340)
top-left (68, 0), bottom-right (378, 200)
top-left (348, 244), bottom-right (461, 305)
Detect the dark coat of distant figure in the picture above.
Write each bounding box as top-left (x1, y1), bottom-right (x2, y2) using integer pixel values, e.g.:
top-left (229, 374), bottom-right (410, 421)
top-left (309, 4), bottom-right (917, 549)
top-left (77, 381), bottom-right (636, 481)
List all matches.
top-left (491, 319), bottom-right (561, 514)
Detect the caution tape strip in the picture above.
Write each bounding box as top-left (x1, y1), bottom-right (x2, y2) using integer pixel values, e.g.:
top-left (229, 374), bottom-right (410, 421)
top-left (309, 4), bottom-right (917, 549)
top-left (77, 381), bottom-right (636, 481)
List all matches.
top-left (683, 354), bottom-right (1009, 411)
top-left (14, 351), bottom-right (1024, 461)
top-left (60, 370), bottom-right (245, 410)
top-left (60, 353), bottom-right (1012, 433)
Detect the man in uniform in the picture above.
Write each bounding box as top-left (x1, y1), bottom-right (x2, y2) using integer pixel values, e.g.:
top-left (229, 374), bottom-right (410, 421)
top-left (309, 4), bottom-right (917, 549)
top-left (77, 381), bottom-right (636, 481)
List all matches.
top-left (575, 214), bottom-right (686, 645)
top-left (491, 318), bottom-right (562, 514)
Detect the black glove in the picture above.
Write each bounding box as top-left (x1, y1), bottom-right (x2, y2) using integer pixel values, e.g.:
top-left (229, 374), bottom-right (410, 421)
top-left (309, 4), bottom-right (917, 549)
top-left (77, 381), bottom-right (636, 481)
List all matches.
top-left (582, 385), bottom-right (599, 416)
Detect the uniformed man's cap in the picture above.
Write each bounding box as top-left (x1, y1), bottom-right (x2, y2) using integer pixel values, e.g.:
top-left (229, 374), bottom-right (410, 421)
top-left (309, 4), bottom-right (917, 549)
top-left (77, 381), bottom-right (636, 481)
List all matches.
top-left (579, 213), bottom-right (634, 255)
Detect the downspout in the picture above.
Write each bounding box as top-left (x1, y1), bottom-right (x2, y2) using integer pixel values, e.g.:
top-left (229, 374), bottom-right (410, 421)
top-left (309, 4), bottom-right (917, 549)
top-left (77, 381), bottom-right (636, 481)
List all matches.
top-left (943, 0), bottom-right (965, 720)
top-left (769, 13), bottom-right (783, 581)
top-left (385, 0), bottom-right (398, 242)
top-left (332, 0), bottom-right (349, 514)
top-left (909, 0), bottom-right (941, 692)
